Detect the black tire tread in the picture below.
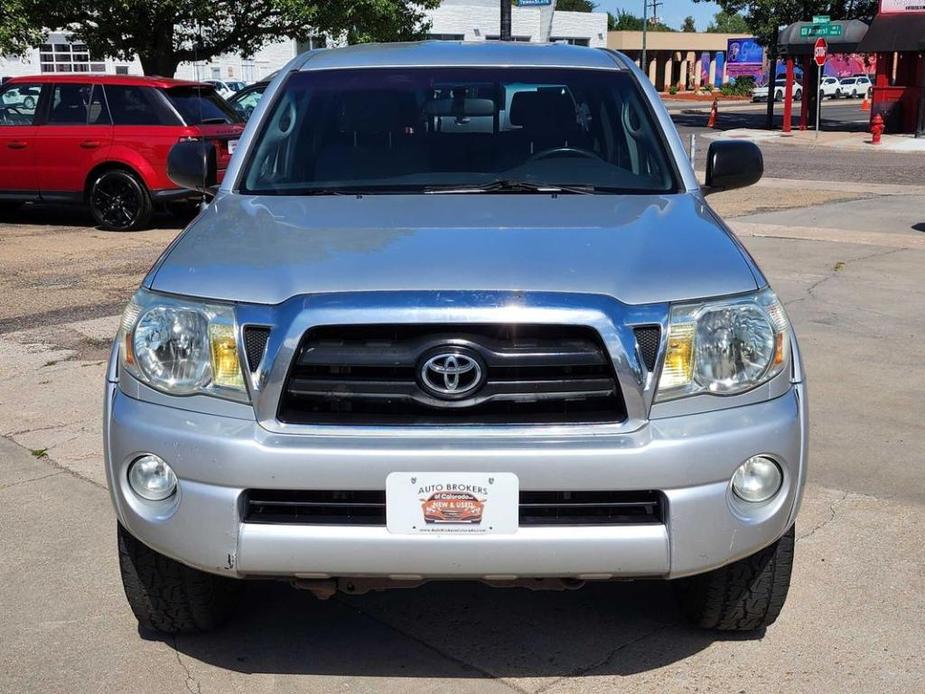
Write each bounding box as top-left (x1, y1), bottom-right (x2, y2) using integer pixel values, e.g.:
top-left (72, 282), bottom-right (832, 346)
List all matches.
top-left (117, 524), bottom-right (240, 633)
top-left (675, 525), bottom-right (795, 631)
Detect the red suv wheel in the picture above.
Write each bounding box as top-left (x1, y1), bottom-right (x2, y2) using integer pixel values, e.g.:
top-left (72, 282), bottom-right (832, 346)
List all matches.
top-left (89, 169), bottom-right (153, 231)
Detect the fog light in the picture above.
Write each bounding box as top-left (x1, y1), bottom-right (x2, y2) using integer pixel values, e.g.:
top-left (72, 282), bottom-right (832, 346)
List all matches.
top-left (127, 455), bottom-right (177, 501)
top-left (732, 456), bottom-right (782, 503)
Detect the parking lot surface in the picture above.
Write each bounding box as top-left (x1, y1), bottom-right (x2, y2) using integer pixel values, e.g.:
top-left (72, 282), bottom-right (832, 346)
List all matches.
top-left (1, 163), bottom-right (924, 692)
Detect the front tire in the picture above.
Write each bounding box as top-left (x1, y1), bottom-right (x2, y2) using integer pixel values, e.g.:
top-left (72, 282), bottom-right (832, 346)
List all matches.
top-left (89, 169), bottom-right (153, 231)
top-left (118, 523), bottom-right (240, 634)
top-left (674, 525), bottom-right (795, 631)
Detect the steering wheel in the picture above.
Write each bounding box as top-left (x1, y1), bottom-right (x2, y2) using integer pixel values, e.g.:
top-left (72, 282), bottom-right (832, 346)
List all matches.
top-left (0, 105), bottom-right (24, 124)
top-left (528, 146), bottom-right (602, 162)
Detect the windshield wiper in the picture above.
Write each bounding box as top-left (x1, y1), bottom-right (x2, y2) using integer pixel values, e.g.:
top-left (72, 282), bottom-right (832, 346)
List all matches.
top-left (425, 180), bottom-right (594, 195)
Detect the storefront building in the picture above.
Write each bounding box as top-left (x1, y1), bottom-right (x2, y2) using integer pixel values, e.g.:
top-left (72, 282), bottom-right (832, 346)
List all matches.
top-left (606, 31), bottom-right (755, 91)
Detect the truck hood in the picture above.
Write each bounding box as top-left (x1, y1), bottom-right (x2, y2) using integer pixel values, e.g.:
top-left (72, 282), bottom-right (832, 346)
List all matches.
top-left (149, 193), bottom-right (760, 306)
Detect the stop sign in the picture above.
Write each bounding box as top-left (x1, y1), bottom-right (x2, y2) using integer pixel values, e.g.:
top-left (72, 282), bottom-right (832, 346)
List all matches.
top-left (814, 38), bottom-right (828, 67)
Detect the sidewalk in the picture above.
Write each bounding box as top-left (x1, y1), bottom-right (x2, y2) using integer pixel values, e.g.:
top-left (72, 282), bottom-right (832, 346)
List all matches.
top-left (702, 127), bottom-right (925, 152)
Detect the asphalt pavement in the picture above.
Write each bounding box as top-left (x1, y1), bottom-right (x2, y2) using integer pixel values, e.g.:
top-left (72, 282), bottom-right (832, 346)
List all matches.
top-left (665, 100), bottom-right (925, 186)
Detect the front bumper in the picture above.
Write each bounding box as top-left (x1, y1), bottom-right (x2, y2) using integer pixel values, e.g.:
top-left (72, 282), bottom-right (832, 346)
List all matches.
top-left (104, 375), bottom-right (808, 581)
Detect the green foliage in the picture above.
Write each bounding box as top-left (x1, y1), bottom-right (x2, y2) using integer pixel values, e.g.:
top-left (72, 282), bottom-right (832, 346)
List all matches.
top-left (555, 0), bottom-right (597, 11)
top-left (694, 1), bottom-right (878, 46)
top-left (0, 0), bottom-right (43, 55)
top-left (719, 76), bottom-right (755, 96)
top-left (607, 10), bottom-right (675, 32)
top-left (706, 11), bottom-right (750, 33)
top-left (681, 16), bottom-right (697, 32)
top-left (10, 0), bottom-right (440, 77)
top-left (668, 84), bottom-right (679, 95)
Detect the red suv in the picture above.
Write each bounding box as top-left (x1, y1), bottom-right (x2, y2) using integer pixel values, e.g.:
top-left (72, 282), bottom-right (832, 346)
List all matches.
top-left (0, 75), bottom-right (243, 230)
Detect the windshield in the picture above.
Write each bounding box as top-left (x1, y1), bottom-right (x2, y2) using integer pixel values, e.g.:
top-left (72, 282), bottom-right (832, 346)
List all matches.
top-left (164, 86), bottom-right (242, 125)
top-left (240, 67), bottom-right (678, 195)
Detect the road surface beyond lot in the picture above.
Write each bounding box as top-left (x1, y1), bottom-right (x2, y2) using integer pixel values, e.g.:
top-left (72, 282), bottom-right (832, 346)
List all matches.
top-left (1, 166), bottom-right (923, 692)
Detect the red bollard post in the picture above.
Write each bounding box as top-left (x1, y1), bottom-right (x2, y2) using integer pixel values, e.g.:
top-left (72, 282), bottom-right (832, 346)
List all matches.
top-left (707, 97), bottom-right (718, 129)
top-left (870, 113), bottom-right (885, 145)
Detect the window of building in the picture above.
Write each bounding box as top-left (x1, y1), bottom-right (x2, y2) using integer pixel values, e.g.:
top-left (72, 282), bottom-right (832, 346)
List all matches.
top-left (427, 33), bottom-right (466, 41)
top-left (297, 36), bottom-right (328, 52)
top-left (485, 36), bottom-right (531, 42)
top-left (550, 38), bottom-right (590, 47)
top-left (211, 67), bottom-right (221, 79)
top-left (39, 39), bottom-right (100, 74)
top-left (115, 66), bottom-right (129, 75)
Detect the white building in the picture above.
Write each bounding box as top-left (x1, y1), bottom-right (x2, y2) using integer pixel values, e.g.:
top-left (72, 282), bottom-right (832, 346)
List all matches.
top-left (426, 0), bottom-right (607, 46)
top-left (1, 2), bottom-right (607, 83)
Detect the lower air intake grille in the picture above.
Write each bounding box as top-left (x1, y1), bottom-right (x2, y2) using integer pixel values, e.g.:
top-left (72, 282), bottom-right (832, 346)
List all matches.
top-left (243, 490), bottom-right (665, 526)
top-left (277, 324), bottom-right (626, 425)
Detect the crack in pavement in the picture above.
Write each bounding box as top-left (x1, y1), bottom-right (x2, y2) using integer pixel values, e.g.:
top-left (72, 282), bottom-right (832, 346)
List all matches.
top-left (784, 247), bottom-right (908, 308)
top-left (173, 636), bottom-right (202, 694)
top-left (797, 490), bottom-right (850, 543)
top-left (1, 434), bottom-right (106, 491)
top-left (534, 623), bottom-right (671, 693)
top-left (0, 470), bottom-right (64, 492)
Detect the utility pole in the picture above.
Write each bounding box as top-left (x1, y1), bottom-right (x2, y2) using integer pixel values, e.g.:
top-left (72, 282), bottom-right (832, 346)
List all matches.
top-left (500, 0), bottom-right (512, 41)
top-left (641, 0), bottom-right (662, 79)
top-left (641, 0), bottom-right (647, 71)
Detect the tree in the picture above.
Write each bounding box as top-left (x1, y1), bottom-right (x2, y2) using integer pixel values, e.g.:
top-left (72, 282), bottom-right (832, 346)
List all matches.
top-left (16, 0), bottom-right (440, 78)
top-left (694, 1), bottom-right (877, 47)
top-left (682, 16), bottom-right (697, 32)
top-left (0, 0), bottom-right (42, 56)
top-left (607, 10), bottom-right (675, 32)
top-left (555, 0), bottom-right (597, 11)
top-left (706, 11), bottom-right (750, 33)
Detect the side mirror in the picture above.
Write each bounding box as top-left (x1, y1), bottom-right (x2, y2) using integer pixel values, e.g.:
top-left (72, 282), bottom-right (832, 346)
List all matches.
top-left (704, 140), bottom-right (763, 194)
top-left (167, 141), bottom-right (217, 194)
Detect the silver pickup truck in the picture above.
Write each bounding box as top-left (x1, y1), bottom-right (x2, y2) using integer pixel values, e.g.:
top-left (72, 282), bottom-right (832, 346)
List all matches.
top-left (105, 41), bottom-right (806, 634)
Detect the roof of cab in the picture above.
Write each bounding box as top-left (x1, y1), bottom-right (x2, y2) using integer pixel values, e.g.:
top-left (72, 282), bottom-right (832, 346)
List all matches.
top-left (6, 74), bottom-right (206, 89)
top-left (299, 40), bottom-right (625, 71)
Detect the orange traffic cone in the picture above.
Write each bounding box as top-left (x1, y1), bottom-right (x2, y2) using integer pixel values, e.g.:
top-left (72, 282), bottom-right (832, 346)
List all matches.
top-left (707, 98), bottom-right (718, 128)
top-left (861, 95), bottom-right (870, 111)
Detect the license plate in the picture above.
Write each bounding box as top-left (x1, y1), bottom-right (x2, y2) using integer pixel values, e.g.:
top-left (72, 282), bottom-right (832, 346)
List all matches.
top-left (227, 139), bottom-right (239, 154)
top-left (386, 472), bottom-right (518, 535)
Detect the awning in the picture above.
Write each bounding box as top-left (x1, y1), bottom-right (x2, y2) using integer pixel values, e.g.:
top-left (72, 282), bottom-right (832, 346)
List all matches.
top-left (858, 14), bottom-right (925, 52)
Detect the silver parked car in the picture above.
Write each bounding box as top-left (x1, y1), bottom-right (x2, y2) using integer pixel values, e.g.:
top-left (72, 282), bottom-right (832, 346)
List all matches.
top-left (106, 42), bottom-right (806, 634)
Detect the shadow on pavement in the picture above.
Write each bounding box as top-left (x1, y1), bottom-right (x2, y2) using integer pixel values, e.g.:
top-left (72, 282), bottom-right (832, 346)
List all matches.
top-left (155, 580), bottom-right (762, 678)
top-left (0, 202), bottom-right (190, 230)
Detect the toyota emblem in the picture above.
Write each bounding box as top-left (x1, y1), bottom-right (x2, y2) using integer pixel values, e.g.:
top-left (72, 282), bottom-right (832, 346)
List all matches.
top-left (419, 349), bottom-right (485, 399)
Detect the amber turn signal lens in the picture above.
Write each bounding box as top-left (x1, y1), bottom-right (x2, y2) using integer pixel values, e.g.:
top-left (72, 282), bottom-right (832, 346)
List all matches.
top-left (209, 323), bottom-right (244, 389)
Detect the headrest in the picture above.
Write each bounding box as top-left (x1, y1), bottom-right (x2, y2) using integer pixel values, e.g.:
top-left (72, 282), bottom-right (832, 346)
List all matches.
top-left (338, 91), bottom-right (401, 134)
top-left (509, 89), bottom-right (576, 134)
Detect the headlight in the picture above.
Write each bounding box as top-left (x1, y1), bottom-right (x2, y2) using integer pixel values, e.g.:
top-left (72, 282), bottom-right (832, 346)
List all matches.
top-left (656, 288), bottom-right (790, 401)
top-left (118, 289), bottom-right (248, 401)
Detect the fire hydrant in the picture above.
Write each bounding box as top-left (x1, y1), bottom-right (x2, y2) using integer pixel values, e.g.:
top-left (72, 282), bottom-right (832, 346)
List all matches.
top-left (707, 97), bottom-right (718, 129)
top-left (870, 113), bottom-right (885, 145)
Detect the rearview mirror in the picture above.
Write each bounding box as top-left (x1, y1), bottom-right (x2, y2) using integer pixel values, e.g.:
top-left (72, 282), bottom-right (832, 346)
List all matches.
top-left (167, 141), bottom-right (217, 194)
top-left (704, 140), bottom-right (763, 194)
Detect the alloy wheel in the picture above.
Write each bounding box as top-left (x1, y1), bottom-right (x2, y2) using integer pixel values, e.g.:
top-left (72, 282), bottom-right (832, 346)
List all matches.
top-left (91, 174), bottom-right (142, 230)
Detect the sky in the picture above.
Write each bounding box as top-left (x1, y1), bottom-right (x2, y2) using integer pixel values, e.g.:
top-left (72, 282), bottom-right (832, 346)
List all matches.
top-left (594, 1), bottom-right (722, 32)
